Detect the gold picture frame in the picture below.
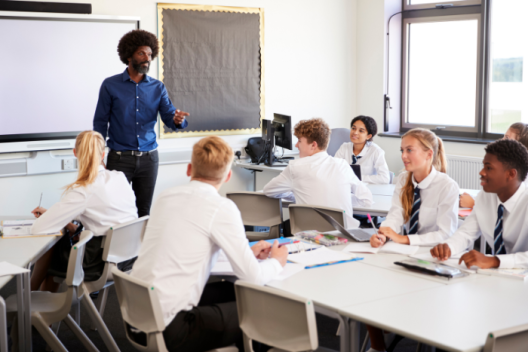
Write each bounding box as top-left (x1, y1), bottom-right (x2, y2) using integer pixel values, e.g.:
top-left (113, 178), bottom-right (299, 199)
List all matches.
top-left (157, 3), bottom-right (265, 139)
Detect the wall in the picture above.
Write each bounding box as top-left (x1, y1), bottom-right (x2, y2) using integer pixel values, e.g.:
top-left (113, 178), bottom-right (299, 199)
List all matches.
top-left (0, 0), bottom-right (357, 215)
top-left (356, 0), bottom-right (487, 175)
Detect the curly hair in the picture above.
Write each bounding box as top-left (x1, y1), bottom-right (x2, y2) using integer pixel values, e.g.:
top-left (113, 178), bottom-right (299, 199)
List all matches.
top-left (117, 30), bottom-right (159, 65)
top-left (351, 115), bottom-right (378, 142)
top-left (485, 139), bottom-right (528, 182)
top-left (294, 118), bottom-right (331, 150)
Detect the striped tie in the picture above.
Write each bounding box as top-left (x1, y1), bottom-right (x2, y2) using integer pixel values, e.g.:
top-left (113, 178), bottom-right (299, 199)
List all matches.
top-left (408, 187), bottom-right (421, 235)
top-left (352, 155), bottom-right (362, 165)
top-left (494, 204), bottom-right (507, 255)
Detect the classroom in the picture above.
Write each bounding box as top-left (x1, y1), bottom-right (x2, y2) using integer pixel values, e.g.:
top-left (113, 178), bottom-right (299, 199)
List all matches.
top-left (1, 0), bottom-right (527, 351)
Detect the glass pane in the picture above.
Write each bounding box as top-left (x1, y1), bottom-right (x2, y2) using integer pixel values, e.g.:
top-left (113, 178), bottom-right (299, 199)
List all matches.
top-left (407, 20), bottom-right (479, 127)
top-left (410, 0), bottom-right (466, 5)
top-left (488, 0), bottom-right (527, 134)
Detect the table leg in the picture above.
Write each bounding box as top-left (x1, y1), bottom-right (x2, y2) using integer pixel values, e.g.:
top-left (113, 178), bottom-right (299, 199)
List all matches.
top-left (348, 318), bottom-right (361, 352)
top-left (23, 271), bottom-right (31, 352)
top-left (16, 275), bottom-right (25, 352)
top-left (314, 305), bottom-right (349, 352)
top-left (0, 297), bottom-right (7, 352)
top-left (253, 170), bottom-right (257, 191)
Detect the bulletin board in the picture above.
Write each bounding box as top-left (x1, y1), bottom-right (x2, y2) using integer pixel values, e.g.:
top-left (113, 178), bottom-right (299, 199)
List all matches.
top-left (157, 3), bottom-right (265, 138)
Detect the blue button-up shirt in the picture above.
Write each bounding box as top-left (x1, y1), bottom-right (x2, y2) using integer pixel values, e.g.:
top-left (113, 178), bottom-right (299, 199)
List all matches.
top-left (93, 69), bottom-right (188, 151)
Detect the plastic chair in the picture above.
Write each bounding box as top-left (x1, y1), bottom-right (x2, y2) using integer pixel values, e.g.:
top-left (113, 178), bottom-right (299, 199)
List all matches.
top-left (483, 323), bottom-right (528, 352)
top-left (227, 192), bottom-right (283, 241)
top-left (6, 231), bottom-right (99, 352)
top-left (235, 280), bottom-right (333, 352)
top-left (289, 204), bottom-right (345, 234)
top-left (111, 268), bottom-right (237, 352)
top-left (0, 297), bottom-right (7, 352)
top-left (79, 216), bottom-right (149, 352)
top-left (327, 128), bottom-right (350, 157)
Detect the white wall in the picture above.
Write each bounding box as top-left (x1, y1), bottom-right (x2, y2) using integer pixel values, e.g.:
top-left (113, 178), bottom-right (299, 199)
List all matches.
top-left (356, 0), bottom-right (487, 174)
top-left (0, 0), bottom-right (357, 215)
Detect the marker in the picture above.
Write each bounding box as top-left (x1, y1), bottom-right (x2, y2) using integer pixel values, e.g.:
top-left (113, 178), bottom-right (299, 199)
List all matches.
top-left (367, 213), bottom-right (377, 231)
top-left (278, 240), bottom-right (299, 248)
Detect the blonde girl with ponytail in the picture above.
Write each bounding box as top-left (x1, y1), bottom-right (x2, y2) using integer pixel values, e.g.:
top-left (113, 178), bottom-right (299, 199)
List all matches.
top-left (29, 131), bottom-right (137, 293)
top-left (366, 128), bottom-right (459, 352)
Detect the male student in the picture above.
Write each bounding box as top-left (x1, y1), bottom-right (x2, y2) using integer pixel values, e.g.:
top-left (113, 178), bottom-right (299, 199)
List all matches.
top-left (431, 139), bottom-right (528, 269)
top-left (263, 118), bottom-right (373, 229)
top-left (131, 136), bottom-right (288, 352)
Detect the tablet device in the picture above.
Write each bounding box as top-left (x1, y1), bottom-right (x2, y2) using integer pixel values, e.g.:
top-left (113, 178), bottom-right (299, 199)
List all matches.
top-left (351, 165), bottom-right (361, 180)
top-left (313, 208), bottom-right (375, 242)
top-left (394, 258), bottom-right (469, 279)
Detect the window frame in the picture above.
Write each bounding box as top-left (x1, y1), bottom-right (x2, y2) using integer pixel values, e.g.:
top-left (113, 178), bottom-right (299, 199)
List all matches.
top-left (404, 0), bottom-right (481, 11)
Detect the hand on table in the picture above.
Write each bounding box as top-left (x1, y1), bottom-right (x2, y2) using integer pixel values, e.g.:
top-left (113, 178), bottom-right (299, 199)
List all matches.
top-left (458, 250), bottom-right (500, 269)
top-left (31, 207), bottom-right (47, 218)
top-left (270, 240), bottom-right (288, 267)
top-left (378, 226), bottom-right (410, 245)
top-left (459, 193), bottom-right (475, 208)
top-left (173, 109), bottom-right (190, 125)
top-left (430, 243), bottom-right (451, 261)
top-left (251, 240), bottom-right (272, 259)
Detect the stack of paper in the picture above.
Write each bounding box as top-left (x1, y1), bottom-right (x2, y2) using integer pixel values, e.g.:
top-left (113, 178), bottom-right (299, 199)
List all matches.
top-left (343, 242), bottom-right (419, 256)
top-left (1, 220), bottom-right (35, 238)
top-left (288, 247), bottom-right (357, 266)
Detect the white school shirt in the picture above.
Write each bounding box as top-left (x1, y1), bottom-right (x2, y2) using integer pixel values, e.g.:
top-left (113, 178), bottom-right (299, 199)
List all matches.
top-left (262, 151), bottom-right (373, 228)
top-left (446, 183), bottom-right (528, 269)
top-left (381, 167), bottom-right (459, 246)
top-left (334, 142), bottom-right (391, 184)
top-left (131, 181), bottom-right (283, 327)
top-left (31, 165), bottom-right (137, 237)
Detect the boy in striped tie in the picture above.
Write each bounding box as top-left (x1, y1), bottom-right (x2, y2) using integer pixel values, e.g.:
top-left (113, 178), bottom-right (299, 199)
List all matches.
top-left (432, 138), bottom-right (528, 269)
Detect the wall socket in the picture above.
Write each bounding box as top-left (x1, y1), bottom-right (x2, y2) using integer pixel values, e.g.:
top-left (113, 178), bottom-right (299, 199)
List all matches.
top-left (62, 158), bottom-right (77, 170)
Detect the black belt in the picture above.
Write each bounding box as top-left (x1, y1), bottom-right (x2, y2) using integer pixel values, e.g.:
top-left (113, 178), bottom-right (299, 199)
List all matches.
top-left (112, 149), bottom-right (157, 157)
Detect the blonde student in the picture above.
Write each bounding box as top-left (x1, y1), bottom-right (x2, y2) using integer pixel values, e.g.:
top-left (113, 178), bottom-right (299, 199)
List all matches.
top-left (263, 118), bottom-right (373, 229)
top-left (460, 122), bottom-right (528, 208)
top-left (432, 139), bottom-right (528, 269)
top-left (30, 131), bottom-right (137, 293)
top-left (335, 115), bottom-right (390, 184)
top-left (131, 136), bottom-right (288, 352)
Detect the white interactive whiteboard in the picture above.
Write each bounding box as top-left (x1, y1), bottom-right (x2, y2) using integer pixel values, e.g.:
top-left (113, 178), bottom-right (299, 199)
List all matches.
top-left (0, 13), bottom-right (139, 153)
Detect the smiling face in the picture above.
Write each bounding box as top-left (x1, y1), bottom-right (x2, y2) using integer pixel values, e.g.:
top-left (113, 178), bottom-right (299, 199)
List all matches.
top-left (350, 120), bottom-right (372, 146)
top-left (400, 136), bottom-right (433, 174)
top-left (129, 46), bottom-right (152, 74)
top-left (479, 153), bottom-right (513, 193)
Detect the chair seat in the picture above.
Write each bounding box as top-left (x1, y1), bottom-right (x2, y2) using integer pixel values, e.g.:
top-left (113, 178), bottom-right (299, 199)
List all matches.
top-left (6, 291), bottom-right (69, 314)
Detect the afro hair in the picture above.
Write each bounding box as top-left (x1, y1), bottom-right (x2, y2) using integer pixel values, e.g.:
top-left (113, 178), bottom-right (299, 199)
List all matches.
top-left (485, 139), bottom-right (528, 182)
top-left (117, 29), bottom-right (159, 65)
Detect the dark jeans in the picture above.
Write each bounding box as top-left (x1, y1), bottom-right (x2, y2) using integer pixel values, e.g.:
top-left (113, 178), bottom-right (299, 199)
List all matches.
top-left (162, 281), bottom-right (244, 352)
top-left (106, 150), bottom-right (159, 217)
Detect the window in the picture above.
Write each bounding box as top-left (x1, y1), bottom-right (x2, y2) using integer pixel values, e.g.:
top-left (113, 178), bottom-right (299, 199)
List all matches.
top-left (392, 0), bottom-right (526, 141)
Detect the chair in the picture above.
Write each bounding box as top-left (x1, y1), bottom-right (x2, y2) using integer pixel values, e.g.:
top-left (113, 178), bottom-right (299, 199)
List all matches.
top-left (227, 192), bottom-right (283, 241)
top-left (289, 204), bottom-right (345, 234)
top-left (79, 216), bottom-right (149, 352)
top-left (111, 268), bottom-right (237, 352)
top-left (327, 128), bottom-right (350, 157)
top-left (6, 231), bottom-right (99, 352)
top-left (0, 297), bottom-right (7, 352)
top-left (235, 280), bottom-right (333, 352)
top-left (483, 323), bottom-right (528, 352)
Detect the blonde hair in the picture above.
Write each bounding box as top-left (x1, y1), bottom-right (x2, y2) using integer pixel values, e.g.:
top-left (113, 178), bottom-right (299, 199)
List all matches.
top-left (65, 131), bottom-right (105, 192)
top-left (191, 136), bottom-right (234, 182)
top-left (400, 128), bottom-right (447, 222)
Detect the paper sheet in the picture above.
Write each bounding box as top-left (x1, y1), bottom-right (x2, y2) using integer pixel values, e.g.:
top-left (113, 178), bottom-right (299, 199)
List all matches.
top-left (0, 261), bottom-right (30, 277)
top-left (411, 252), bottom-right (476, 273)
top-left (343, 243), bottom-right (380, 254)
top-left (285, 241), bottom-right (321, 253)
top-left (343, 242), bottom-right (419, 256)
top-left (2, 220), bottom-right (35, 227)
top-left (288, 247), bottom-right (356, 266)
top-left (273, 263), bottom-right (305, 281)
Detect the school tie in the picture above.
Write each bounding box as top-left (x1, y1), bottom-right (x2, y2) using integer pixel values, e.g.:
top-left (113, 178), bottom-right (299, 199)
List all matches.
top-left (408, 187), bottom-right (421, 235)
top-left (351, 154), bottom-right (362, 165)
top-left (494, 204), bottom-right (507, 255)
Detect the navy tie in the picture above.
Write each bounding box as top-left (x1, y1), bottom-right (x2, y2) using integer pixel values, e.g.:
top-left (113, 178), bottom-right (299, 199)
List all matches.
top-left (494, 204), bottom-right (507, 255)
top-left (352, 155), bottom-right (362, 165)
top-left (408, 187), bottom-right (421, 235)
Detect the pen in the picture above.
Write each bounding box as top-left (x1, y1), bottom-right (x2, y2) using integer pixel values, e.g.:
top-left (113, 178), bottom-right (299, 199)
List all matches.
top-left (278, 240), bottom-right (299, 248)
top-left (367, 213), bottom-right (377, 231)
top-left (36, 192), bottom-right (43, 216)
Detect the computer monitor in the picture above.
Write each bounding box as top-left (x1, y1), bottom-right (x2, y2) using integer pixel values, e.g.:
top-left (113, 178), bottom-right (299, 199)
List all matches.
top-left (261, 119), bottom-right (274, 143)
top-left (272, 113), bottom-right (292, 151)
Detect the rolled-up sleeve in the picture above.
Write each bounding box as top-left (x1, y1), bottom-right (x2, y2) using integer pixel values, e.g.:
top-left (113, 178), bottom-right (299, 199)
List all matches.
top-left (158, 84), bottom-right (188, 131)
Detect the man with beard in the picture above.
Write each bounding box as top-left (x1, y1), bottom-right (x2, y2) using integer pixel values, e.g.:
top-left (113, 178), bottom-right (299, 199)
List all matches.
top-left (94, 29), bottom-right (189, 217)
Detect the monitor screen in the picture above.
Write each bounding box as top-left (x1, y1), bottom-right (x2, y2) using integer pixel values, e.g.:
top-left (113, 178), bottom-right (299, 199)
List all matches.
top-left (272, 113), bottom-right (292, 150)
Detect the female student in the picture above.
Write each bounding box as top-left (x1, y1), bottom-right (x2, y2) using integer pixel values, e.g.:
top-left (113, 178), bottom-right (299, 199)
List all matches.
top-left (366, 128), bottom-right (459, 352)
top-left (30, 131), bottom-right (137, 292)
top-left (460, 122), bottom-right (528, 208)
top-left (334, 115), bottom-right (390, 184)
top-left (367, 128), bottom-right (458, 352)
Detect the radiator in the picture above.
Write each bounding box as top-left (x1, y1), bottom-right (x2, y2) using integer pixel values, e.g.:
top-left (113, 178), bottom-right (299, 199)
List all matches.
top-left (446, 155), bottom-right (483, 190)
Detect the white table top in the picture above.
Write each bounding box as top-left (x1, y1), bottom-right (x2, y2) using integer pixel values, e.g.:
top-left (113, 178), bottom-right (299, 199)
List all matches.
top-left (338, 275), bottom-right (528, 352)
top-left (353, 195), bottom-right (392, 216)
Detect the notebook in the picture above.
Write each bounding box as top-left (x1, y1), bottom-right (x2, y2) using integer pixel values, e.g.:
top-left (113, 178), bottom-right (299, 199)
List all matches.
top-left (344, 242), bottom-right (419, 256)
top-left (288, 247), bottom-right (357, 267)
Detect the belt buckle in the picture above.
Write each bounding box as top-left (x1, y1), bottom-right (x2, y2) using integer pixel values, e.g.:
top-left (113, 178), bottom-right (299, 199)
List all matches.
top-left (135, 151), bottom-right (143, 157)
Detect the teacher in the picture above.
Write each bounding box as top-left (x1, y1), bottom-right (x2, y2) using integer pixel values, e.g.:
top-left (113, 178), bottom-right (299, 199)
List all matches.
top-left (94, 29), bottom-right (189, 217)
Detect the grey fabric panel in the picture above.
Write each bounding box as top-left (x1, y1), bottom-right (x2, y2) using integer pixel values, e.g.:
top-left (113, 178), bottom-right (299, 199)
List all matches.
top-left (162, 10), bottom-right (261, 133)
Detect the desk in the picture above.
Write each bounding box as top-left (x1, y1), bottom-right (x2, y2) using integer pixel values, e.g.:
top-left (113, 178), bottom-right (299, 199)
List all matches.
top-left (0, 217), bottom-right (62, 352)
top-left (353, 195), bottom-right (392, 217)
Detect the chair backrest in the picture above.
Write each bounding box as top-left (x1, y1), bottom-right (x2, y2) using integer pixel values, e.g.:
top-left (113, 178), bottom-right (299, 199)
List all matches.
top-left (112, 268), bottom-right (165, 334)
top-left (235, 280), bottom-right (318, 352)
top-left (227, 192), bottom-right (283, 227)
top-left (103, 216), bottom-right (149, 264)
top-left (483, 323), bottom-right (528, 352)
top-left (65, 230), bottom-right (93, 287)
top-left (289, 204), bottom-right (345, 234)
top-left (327, 128), bottom-right (350, 157)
